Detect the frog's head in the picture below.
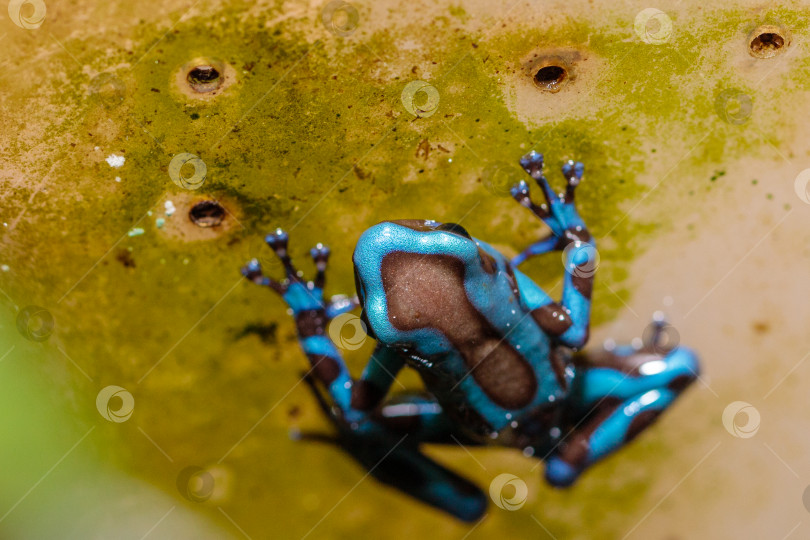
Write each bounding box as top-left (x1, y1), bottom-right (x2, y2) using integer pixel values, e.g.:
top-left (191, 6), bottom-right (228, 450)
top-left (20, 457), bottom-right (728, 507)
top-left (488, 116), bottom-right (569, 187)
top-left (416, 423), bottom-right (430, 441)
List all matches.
top-left (353, 219), bottom-right (499, 351)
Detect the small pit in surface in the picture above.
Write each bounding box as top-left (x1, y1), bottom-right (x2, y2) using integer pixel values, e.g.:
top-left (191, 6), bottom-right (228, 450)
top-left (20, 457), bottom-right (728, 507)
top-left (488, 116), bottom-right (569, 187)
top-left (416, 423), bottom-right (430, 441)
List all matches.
top-left (749, 26), bottom-right (788, 58)
top-left (189, 200), bottom-right (226, 227)
top-left (187, 65), bottom-right (222, 93)
top-left (533, 64), bottom-right (569, 93)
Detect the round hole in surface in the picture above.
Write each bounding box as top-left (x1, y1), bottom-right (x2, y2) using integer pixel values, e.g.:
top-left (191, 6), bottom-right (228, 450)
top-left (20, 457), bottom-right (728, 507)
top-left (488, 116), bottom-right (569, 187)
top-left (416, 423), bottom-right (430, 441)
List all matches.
top-left (189, 200), bottom-right (226, 228)
top-left (749, 26), bottom-right (788, 58)
top-left (187, 65), bottom-right (222, 93)
top-left (533, 64), bottom-right (568, 92)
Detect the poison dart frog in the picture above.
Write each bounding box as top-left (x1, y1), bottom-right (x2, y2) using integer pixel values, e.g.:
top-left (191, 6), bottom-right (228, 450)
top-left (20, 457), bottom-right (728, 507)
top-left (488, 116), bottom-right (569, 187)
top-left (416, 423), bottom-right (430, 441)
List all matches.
top-left (241, 151), bottom-right (699, 522)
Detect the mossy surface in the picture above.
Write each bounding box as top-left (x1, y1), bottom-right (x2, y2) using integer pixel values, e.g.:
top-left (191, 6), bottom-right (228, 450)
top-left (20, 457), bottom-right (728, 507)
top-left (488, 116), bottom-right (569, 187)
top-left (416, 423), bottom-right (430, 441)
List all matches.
top-left (0, 1), bottom-right (808, 537)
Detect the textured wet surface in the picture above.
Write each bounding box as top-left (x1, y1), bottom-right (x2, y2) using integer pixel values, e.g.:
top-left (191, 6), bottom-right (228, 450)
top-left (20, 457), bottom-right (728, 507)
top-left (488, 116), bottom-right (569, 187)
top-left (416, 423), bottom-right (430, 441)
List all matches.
top-left (1, 1), bottom-right (809, 538)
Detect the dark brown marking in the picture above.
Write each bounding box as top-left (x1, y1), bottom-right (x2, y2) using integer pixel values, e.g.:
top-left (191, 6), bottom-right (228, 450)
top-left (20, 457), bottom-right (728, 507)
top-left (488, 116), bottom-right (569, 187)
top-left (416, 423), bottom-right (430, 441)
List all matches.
top-left (116, 250), bottom-right (136, 268)
top-left (667, 373), bottom-right (695, 393)
top-left (571, 271), bottom-right (593, 299)
top-left (350, 379), bottom-right (386, 411)
top-left (478, 249), bottom-right (497, 275)
top-left (296, 309), bottom-right (328, 338)
top-left (554, 227), bottom-right (592, 250)
top-left (624, 409), bottom-right (663, 443)
top-left (307, 354), bottom-right (341, 385)
top-left (381, 251), bottom-right (537, 410)
top-left (574, 350), bottom-right (662, 377)
top-left (503, 263), bottom-right (521, 298)
top-left (559, 398), bottom-right (622, 466)
top-left (548, 347), bottom-right (570, 391)
top-left (531, 302), bottom-right (573, 337)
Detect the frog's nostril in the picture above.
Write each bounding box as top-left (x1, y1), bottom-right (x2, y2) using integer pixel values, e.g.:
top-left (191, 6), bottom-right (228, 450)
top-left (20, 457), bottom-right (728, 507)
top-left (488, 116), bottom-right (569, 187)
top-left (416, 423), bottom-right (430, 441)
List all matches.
top-left (189, 200), bottom-right (226, 227)
top-left (749, 25), bottom-right (789, 58)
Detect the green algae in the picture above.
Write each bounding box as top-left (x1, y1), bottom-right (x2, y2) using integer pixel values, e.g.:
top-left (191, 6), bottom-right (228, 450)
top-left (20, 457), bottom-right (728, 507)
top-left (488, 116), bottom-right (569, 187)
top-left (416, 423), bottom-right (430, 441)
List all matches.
top-left (1, 2), bottom-right (810, 538)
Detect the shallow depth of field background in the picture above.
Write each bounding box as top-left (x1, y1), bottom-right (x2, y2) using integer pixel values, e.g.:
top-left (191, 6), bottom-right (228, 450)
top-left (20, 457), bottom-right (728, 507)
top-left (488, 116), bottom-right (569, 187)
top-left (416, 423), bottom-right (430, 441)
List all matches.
top-left (1, 1), bottom-right (810, 538)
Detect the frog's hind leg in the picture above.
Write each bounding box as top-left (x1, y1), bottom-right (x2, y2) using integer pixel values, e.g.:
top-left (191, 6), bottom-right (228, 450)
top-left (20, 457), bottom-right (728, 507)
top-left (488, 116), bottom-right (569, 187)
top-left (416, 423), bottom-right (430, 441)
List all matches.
top-left (302, 376), bottom-right (488, 522)
top-left (544, 323), bottom-right (700, 487)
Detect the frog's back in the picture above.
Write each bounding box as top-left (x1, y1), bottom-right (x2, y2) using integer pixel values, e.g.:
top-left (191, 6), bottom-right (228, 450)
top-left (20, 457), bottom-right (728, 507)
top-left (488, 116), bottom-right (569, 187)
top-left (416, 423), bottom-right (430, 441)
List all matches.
top-left (353, 220), bottom-right (570, 437)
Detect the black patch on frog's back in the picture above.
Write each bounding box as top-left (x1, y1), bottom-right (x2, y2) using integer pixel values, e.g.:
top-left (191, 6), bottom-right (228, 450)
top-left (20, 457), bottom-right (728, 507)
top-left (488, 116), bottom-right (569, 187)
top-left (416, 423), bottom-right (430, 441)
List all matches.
top-left (380, 251), bottom-right (538, 410)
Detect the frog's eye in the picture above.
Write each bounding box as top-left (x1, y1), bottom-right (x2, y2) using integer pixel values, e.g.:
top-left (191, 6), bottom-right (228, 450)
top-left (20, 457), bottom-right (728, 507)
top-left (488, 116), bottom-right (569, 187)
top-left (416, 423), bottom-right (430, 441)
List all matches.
top-left (353, 267), bottom-right (366, 306)
top-left (436, 222), bottom-right (471, 239)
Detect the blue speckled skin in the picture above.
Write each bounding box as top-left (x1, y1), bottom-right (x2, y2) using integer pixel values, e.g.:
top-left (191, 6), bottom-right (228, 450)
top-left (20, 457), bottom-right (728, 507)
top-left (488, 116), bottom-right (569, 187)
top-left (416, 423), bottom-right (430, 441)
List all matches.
top-left (241, 151), bottom-right (700, 522)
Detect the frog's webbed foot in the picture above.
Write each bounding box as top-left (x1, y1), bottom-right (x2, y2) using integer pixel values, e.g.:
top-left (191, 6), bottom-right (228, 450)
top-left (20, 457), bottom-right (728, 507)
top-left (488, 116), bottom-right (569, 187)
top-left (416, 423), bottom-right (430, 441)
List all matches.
top-left (240, 229), bottom-right (296, 294)
top-left (241, 229), bottom-right (358, 316)
top-left (510, 151), bottom-right (591, 266)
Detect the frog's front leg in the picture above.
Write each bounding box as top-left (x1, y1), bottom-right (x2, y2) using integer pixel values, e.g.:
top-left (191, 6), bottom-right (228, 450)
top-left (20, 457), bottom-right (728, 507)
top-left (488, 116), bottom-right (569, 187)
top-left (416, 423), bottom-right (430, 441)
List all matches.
top-left (241, 229), bottom-right (361, 415)
top-left (545, 321), bottom-right (700, 487)
top-left (510, 151), bottom-right (595, 349)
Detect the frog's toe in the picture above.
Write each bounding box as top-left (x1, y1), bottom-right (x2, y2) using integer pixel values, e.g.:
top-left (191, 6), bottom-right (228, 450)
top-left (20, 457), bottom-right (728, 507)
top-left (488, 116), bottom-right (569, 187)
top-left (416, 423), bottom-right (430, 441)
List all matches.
top-left (519, 150), bottom-right (545, 179)
top-left (309, 243), bottom-right (331, 268)
top-left (240, 258), bottom-right (283, 292)
top-left (264, 228), bottom-right (289, 253)
top-left (561, 160), bottom-right (584, 186)
top-left (510, 179), bottom-right (531, 203)
top-left (561, 160), bottom-right (584, 203)
top-left (265, 228), bottom-right (301, 279)
top-left (240, 258), bottom-right (262, 280)
top-left (544, 456), bottom-right (580, 488)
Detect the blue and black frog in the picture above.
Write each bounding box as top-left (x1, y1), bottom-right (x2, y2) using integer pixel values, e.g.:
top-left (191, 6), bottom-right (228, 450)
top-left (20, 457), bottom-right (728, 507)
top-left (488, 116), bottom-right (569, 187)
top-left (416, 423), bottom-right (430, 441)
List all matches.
top-left (241, 151), bottom-right (700, 521)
